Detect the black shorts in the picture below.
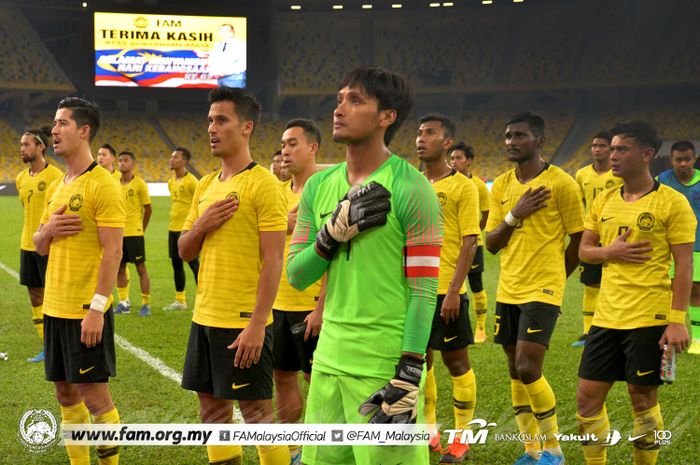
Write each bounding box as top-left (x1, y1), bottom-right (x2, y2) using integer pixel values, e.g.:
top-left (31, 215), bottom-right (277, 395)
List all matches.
top-left (580, 261), bottom-right (602, 286)
top-left (468, 246), bottom-right (485, 276)
top-left (168, 230), bottom-right (181, 259)
top-left (122, 236), bottom-right (146, 264)
top-left (427, 294), bottom-right (473, 351)
top-left (578, 325), bottom-right (666, 386)
top-left (494, 302), bottom-right (560, 347)
top-left (182, 322), bottom-right (273, 400)
top-left (272, 309), bottom-right (318, 374)
top-left (20, 249), bottom-right (48, 288)
top-left (44, 308), bottom-right (116, 383)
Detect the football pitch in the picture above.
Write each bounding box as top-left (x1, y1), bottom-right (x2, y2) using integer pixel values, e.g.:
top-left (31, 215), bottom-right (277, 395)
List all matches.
top-left (0, 196), bottom-right (698, 464)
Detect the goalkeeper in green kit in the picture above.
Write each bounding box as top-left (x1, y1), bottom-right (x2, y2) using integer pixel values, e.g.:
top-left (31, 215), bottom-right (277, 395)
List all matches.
top-left (287, 66), bottom-right (443, 465)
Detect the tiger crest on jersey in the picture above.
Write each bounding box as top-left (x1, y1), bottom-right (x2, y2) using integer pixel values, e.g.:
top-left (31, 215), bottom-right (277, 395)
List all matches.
top-left (636, 212), bottom-right (655, 231)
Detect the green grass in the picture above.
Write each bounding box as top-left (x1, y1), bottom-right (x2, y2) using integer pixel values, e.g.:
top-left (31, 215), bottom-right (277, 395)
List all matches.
top-left (0, 196), bottom-right (698, 464)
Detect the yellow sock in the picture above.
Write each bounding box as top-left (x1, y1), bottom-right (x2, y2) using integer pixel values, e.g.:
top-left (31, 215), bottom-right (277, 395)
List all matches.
top-left (577, 405), bottom-right (609, 465)
top-left (32, 305), bottom-right (44, 342)
top-left (256, 444), bottom-right (290, 465)
top-left (207, 445), bottom-right (243, 464)
top-left (511, 379), bottom-right (540, 457)
top-left (424, 366), bottom-right (438, 435)
top-left (141, 294), bottom-right (150, 306)
top-left (583, 286), bottom-right (599, 334)
top-left (176, 291), bottom-right (186, 303)
top-left (60, 402), bottom-right (91, 465)
top-left (523, 376), bottom-right (561, 454)
top-left (117, 286), bottom-right (129, 303)
top-left (92, 407), bottom-right (120, 465)
top-left (632, 404), bottom-right (662, 465)
top-left (452, 369), bottom-right (476, 430)
top-left (473, 290), bottom-right (488, 332)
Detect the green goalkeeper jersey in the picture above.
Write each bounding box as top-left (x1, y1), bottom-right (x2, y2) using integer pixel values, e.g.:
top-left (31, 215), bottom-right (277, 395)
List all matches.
top-left (288, 155), bottom-right (443, 379)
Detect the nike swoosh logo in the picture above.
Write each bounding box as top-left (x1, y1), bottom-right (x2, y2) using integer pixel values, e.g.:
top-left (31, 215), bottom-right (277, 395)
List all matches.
top-left (583, 182), bottom-right (591, 186)
top-left (628, 433), bottom-right (647, 441)
top-left (198, 198), bottom-right (207, 204)
top-left (79, 366), bottom-right (95, 375)
top-left (443, 336), bottom-right (458, 343)
top-left (320, 211), bottom-right (333, 219)
top-left (526, 328), bottom-right (543, 334)
top-left (501, 200), bottom-right (508, 204)
top-left (135, 256), bottom-right (143, 260)
top-left (471, 265), bottom-right (479, 269)
top-left (232, 383), bottom-right (250, 390)
top-left (601, 217), bottom-right (614, 222)
top-left (636, 370), bottom-right (654, 377)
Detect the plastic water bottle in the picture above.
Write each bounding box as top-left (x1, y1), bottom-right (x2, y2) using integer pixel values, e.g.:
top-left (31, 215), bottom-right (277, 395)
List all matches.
top-left (660, 344), bottom-right (675, 383)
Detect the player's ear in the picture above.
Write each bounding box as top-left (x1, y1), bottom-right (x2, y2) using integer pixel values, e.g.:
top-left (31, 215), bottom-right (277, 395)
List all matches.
top-left (378, 109), bottom-right (397, 130)
top-left (535, 135), bottom-right (546, 150)
top-left (241, 120), bottom-right (254, 137)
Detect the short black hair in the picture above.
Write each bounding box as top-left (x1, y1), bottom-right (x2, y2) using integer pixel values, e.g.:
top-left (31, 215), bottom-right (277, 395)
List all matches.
top-left (118, 150), bottom-right (136, 161)
top-left (173, 146), bottom-right (192, 161)
top-left (670, 140), bottom-right (695, 154)
top-left (610, 120), bottom-right (662, 155)
top-left (505, 112), bottom-right (545, 138)
top-left (208, 87), bottom-right (261, 134)
top-left (57, 97), bottom-right (101, 142)
top-left (418, 113), bottom-right (457, 139)
top-left (592, 130), bottom-right (612, 144)
top-left (100, 143), bottom-right (117, 157)
top-left (272, 150), bottom-right (282, 159)
top-left (338, 66), bottom-right (414, 146)
top-left (285, 118), bottom-right (322, 147)
top-left (448, 141), bottom-right (475, 159)
top-left (24, 126), bottom-right (52, 153)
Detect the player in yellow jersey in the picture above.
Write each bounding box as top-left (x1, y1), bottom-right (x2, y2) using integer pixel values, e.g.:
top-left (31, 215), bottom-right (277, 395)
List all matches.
top-left (274, 118), bottom-right (325, 465)
top-left (576, 121), bottom-right (695, 465)
top-left (271, 149), bottom-right (286, 181)
top-left (163, 147), bottom-right (200, 311)
top-left (178, 87), bottom-right (289, 465)
top-left (114, 151), bottom-right (152, 316)
top-left (449, 141), bottom-right (491, 343)
top-left (34, 97), bottom-right (125, 465)
top-left (17, 126), bottom-right (63, 363)
top-left (417, 114), bottom-right (480, 463)
top-left (572, 131), bottom-right (622, 348)
top-left (486, 112), bottom-right (584, 465)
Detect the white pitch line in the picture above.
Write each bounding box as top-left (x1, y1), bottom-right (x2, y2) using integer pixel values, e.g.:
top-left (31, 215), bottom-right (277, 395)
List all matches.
top-left (1, 260), bottom-right (244, 422)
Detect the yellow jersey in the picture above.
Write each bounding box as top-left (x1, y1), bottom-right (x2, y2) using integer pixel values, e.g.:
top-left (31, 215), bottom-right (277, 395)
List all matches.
top-left (486, 163), bottom-right (584, 306)
top-left (41, 163), bottom-right (125, 319)
top-left (119, 175), bottom-right (151, 237)
top-left (431, 171), bottom-right (481, 294)
top-left (585, 183), bottom-right (696, 329)
top-left (111, 169), bottom-right (121, 182)
top-left (575, 164), bottom-right (622, 212)
top-left (274, 179), bottom-right (323, 311)
top-left (168, 171), bottom-right (198, 232)
top-left (183, 163), bottom-right (287, 329)
top-left (469, 174), bottom-right (490, 246)
top-left (16, 163), bottom-right (63, 251)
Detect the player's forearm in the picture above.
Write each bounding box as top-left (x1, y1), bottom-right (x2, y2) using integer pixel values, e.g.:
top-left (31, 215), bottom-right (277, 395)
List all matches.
top-left (402, 276), bottom-right (438, 354)
top-left (95, 243), bottom-right (122, 297)
top-left (447, 235), bottom-right (477, 295)
top-left (178, 228), bottom-right (205, 262)
top-left (479, 211), bottom-right (489, 231)
top-left (251, 255), bottom-right (284, 327)
top-left (579, 242), bottom-right (607, 264)
top-left (485, 223), bottom-right (515, 254)
top-left (564, 232), bottom-right (582, 277)
top-left (142, 205), bottom-right (152, 231)
top-left (287, 244), bottom-right (330, 291)
top-left (33, 226), bottom-right (52, 256)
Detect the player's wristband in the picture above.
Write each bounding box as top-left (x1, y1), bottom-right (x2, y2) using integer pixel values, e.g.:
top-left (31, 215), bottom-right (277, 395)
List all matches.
top-left (90, 294), bottom-right (109, 313)
top-left (504, 211), bottom-right (519, 227)
top-left (669, 309), bottom-right (686, 325)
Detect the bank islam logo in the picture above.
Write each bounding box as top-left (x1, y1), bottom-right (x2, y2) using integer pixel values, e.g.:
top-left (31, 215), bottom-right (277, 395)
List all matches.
top-left (17, 409), bottom-right (60, 454)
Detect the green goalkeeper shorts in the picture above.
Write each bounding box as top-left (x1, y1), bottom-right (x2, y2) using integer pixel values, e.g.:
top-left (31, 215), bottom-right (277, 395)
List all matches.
top-left (302, 370), bottom-right (428, 465)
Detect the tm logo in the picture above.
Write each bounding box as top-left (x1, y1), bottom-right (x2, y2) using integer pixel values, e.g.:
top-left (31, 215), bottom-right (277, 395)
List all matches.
top-left (444, 419), bottom-right (497, 445)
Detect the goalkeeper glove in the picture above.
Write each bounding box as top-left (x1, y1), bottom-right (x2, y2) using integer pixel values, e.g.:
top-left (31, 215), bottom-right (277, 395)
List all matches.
top-left (358, 355), bottom-right (423, 424)
top-left (315, 181), bottom-right (391, 257)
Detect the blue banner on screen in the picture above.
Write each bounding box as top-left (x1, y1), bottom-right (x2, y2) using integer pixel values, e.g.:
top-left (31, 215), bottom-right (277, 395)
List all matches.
top-left (94, 13), bottom-right (246, 88)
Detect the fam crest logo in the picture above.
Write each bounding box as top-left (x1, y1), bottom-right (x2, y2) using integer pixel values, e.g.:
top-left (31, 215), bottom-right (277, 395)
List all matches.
top-left (226, 191), bottom-right (240, 202)
top-left (636, 212), bottom-right (655, 231)
top-left (17, 409), bottom-right (59, 454)
top-left (605, 179), bottom-right (616, 188)
top-left (128, 188), bottom-right (135, 197)
top-left (69, 194), bottom-right (83, 212)
top-left (179, 185), bottom-right (185, 192)
top-left (38, 181), bottom-right (47, 191)
top-left (437, 192), bottom-right (447, 206)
